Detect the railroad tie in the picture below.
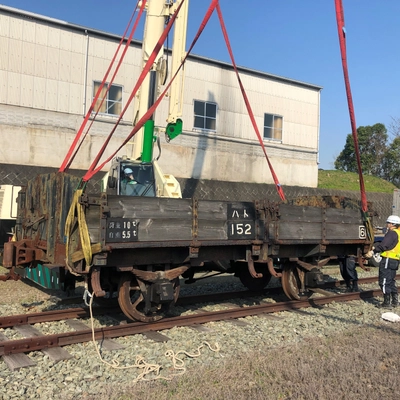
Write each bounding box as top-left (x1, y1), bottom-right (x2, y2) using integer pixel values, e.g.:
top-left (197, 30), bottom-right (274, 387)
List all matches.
top-left (0, 332), bottom-right (36, 371)
top-left (65, 319), bottom-right (125, 351)
top-left (14, 325), bottom-right (73, 363)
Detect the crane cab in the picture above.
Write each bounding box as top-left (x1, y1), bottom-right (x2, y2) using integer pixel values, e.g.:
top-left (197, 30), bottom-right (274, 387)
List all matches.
top-left (103, 156), bottom-right (182, 198)
top-left (104, 157), bottom-right (156, 197)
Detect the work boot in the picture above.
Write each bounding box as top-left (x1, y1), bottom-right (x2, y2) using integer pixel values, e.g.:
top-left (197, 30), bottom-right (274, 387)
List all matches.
top-left (352, 281), bottom-right (360, 292)
top-left (344, 281), bottom-right (352, 293)
top-left (391, 292), bottom-right (399, 307)
top-left (378, 294), bottom-right (392, 308)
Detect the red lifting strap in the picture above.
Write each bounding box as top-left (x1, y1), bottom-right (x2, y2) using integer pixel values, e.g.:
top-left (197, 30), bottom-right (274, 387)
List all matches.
top-left (83, 0), bottom-right (285, 203)
top-left (59, 0), bottom-right (146, 173)
top-left (216, 3), bottom-right (285, 201)
top-left (83, 0), bottom-right (218, 180)
top-left (334, 0), bottom-right (368, 212)
top-left (83, 0), bottom-right (191, 181)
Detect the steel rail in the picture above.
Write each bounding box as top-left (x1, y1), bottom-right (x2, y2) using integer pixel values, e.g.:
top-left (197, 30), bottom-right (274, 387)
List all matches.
top-left (0, 288), bottom-right (382, 356)
top-left (0, 275), bottom-right (381, 329)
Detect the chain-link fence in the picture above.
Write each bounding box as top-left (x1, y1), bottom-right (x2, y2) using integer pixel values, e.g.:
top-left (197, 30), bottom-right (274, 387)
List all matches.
top-left (0, 163), bottom-right (392, 227)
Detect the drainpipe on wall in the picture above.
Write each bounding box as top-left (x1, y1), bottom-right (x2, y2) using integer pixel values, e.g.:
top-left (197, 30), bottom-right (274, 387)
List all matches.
top-left (83, 29), bottom-right (89, 116)
top-left (316, 89), bottom-right (321, 167)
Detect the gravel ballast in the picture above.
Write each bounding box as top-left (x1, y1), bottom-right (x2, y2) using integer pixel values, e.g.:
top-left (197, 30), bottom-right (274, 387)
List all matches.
top-left (0, 266), bottom-right (398, 399)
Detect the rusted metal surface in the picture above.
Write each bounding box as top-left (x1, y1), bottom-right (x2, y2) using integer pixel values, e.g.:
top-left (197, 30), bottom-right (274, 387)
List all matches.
top-left (4, 173), bottom-right (81, 268)
top-left (247, 256), bottom-right (263, 279)
top-left (0, 267), bottom-right (21, 282)
top-left (267, 257), bottom-right (282, 278)
top-left (7, 172), bottom-right (373, 272)
top-left (90, 267), bottom-right (106, 297)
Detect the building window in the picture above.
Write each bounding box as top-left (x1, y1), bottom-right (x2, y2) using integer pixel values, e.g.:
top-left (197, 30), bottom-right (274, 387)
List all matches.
top-left (194, 100), bottom-right (217, 131)
top-left (93, 81), bottom-right (123, 116)
top-left (264, 113), bottom-right (283, 141)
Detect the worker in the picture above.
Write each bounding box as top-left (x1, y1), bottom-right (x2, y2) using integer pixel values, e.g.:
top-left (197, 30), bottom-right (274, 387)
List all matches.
top-left (123, 167), bottom-right (137, 184)
top-left (366, 215), bottom-right (400, 308)
top-left (121, 167), bottom-right (138, 195)
top-left (339, 256), bottom-right (359, 292)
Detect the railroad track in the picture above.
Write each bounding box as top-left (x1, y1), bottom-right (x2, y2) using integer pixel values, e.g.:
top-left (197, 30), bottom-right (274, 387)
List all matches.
top-left (0, 275), bottom-right (384, 371)
top-left (0, 275), bottom-right (380, 329)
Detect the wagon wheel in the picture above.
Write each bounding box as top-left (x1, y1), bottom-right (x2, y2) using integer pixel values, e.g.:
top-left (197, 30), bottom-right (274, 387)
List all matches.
top-left (88, 267), bottom-right (119, 307)
top-left (238, 262), bottom-right (272, 291)
top-left (118, 273), bottom-right (180, 322)
top-left (281, 263), bottom-right (310, 300)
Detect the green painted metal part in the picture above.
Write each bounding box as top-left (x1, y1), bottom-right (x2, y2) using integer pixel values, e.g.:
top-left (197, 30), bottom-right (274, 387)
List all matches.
top-left (25, 264), bottom-right (63, 290)
top-left (142, 120), bottom-right (155, 162)
top-left (166, 118), bottom-right (183, 141)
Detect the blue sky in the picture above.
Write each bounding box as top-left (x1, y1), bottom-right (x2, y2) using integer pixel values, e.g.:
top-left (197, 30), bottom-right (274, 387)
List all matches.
top-left (1, 0), bottom-right (400, 170)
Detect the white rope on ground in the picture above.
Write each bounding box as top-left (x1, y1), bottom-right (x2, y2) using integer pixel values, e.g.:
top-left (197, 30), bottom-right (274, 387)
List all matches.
top-left (87, 293), bottom-right (220, 383)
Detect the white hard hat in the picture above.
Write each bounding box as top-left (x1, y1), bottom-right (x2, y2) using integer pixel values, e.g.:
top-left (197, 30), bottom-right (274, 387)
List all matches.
top-left (124, 168), bottom-right (133, 174)
top-left (387, 215), bottom-right (400, 225)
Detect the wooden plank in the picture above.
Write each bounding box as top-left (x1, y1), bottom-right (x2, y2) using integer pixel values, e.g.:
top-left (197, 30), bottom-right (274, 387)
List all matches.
top-left (65, 319), bottom-right (125, 351)
top-left (279, 204), bottom-right (323, 222)
top-left (326, 224), bottom-right (363, 240)
top-left (14, 325), bottom-right (73, 363)
top-left (134, 218), bottom-right (192, 241)
top-left (107, 197), bottom-right (193, 219)
top-left (325, 207), bottom-right (363, 224)
top-left (0, 332), bottom-right (36, 370)
top-left (142, 331), bottom-right (170, 342)
top-left (277, 221), bottom-right (323, 241)
top-left (197, 221), bottom-right (227, 241)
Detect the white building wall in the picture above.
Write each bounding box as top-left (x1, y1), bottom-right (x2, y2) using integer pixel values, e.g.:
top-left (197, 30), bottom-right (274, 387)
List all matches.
top-left (0, 6), bottom-right (321, 188)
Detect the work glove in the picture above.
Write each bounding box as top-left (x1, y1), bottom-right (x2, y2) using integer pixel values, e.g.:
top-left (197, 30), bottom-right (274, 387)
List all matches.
top-left (365, 250), bottom-right (374, 258)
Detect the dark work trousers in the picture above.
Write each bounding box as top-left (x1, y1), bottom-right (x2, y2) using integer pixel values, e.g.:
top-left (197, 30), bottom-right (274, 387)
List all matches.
top-left (339, 256), bottom-right (358, 284)
top-left (379, 257), bottom-right (399, 294)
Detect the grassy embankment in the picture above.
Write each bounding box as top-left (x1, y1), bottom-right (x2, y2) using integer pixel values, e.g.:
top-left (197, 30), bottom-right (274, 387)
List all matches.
top-left (318, 170), bottom-right (397, 193)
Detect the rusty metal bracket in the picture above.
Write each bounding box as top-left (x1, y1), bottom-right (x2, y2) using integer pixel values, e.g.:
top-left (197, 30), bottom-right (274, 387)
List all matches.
top-left (267, 257), bottom-right (282, 278)
top-left (290, 258), bottom-right (319, 272)
top-left (23, 214), bottom-right (46, 229)
top-left (316, 257), bottom-right (332, 268)
top-left (189, 246), bottom-right (199, 259)
top-left (90, 267), bottom-right (106, 297)
top-left (131, 266), bottom-right (188, 282)
top-left (100, 192), bottom-right (110, 217)
top-left (251, 243), bottom-right (261, 257)
top-left (79, 193), bottom-right (102, 207)
top-left (246, 249), bottom-right (262, 279)
top-left (13, 240), bottom-right (45, 266)
top-left (0, 267), bottom-right (21, 282)
top-left (357, 253), bottom-right (370, 272)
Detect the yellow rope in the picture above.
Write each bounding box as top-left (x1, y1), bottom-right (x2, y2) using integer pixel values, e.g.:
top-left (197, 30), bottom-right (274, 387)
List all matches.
top-left (65, 189), bottom-right (93, 273)
top-left (87, 294), bottom-right (220, 383)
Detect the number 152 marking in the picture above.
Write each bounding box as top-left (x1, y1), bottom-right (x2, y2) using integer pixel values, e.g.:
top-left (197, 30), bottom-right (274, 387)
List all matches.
top-left (228, 221), bottom-right (255, 239)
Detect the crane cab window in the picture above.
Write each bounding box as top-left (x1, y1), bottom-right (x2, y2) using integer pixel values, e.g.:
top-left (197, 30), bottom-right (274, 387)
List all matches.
top-left (92, 81), bottom-right (123, 116)
top-left (264, 113), bottom-right (283, 141)
top-left (120, 164), bottom-right (156, 197)
top-left (193, 100), bottom-right (217, 132)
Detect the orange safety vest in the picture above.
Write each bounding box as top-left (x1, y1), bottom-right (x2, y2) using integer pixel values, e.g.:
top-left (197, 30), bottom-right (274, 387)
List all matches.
top-left (381, 229), bottom-right (400, 260)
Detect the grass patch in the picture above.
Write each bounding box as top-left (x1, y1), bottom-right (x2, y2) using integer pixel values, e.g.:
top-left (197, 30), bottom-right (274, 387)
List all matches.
top-left (318, 170), bottom-right (397, 193)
